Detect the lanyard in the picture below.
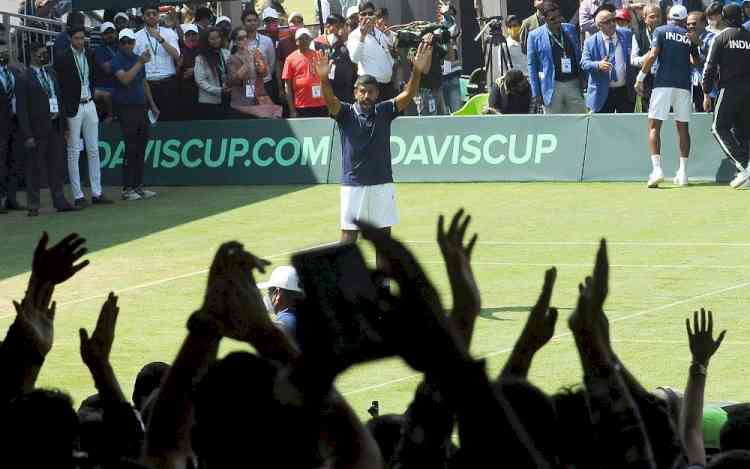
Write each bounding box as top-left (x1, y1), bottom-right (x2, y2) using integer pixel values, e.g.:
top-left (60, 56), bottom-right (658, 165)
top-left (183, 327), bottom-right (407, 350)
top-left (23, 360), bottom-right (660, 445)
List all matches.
top-left (548, 29), bottom-right (567, 57)
top-left (146, 29), bottom-right (159, 55)
top-left (36, 68), bottom-right (51, 97)
top-left (217, 52), bottom-right (226, 77)
top-left (73, 49), bottom-right (88, 84)
top-left (0, 67), bottom-right (12, 95)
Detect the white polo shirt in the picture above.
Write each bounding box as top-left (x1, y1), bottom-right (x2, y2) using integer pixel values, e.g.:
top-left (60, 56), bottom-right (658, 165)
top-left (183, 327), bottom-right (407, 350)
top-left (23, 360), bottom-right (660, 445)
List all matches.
top-left (347, 27), bottom-right (394, 84)
top-left (133, 26), bottom-right (180, 81)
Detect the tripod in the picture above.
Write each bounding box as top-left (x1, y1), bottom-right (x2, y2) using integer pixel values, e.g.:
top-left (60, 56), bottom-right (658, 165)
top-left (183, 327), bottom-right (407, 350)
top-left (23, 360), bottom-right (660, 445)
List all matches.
top-left (472, 17), bottom-right (514, 94)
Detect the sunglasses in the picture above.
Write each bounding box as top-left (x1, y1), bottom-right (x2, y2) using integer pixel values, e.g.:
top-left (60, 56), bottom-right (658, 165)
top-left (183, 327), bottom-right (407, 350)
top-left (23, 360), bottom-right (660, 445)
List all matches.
top-left (359, 11), bottom-right (375, 17)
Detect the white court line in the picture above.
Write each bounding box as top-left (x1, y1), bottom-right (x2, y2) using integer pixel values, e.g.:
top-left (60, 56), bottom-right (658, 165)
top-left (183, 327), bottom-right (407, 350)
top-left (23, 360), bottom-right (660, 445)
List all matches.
top-left (610, 339), bottom-right (750, 346)
top-left (406, 240), bottom-right (750, 247)
top-left (342, 278), bottom-right (750, 396)
top-left (0, 242), bottom-right (339, 320)
top-left (420, 261), bottom-right (750, 270)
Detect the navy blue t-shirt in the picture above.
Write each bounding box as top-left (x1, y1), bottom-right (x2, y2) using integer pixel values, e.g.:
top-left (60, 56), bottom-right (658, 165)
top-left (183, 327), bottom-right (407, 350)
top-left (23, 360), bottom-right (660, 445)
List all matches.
top-left (110, 51), bottom-right (146, 106)
top-left (336, 100), bottom-right (399, 187)
top-left (93, 44), bottom-right (118, 89)
top-left (652, 24), bottom-right (692, 90)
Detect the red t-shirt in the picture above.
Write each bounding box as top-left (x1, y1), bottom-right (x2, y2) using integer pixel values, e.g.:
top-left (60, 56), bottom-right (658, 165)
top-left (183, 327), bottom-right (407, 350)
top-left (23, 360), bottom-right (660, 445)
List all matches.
top-left (281, 49), bottom-right (326, 109)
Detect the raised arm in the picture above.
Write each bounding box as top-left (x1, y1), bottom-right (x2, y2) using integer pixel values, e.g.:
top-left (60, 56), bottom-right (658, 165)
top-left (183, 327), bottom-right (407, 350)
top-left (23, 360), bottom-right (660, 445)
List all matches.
top-left (635, 46), bottom-right (659, 96)
top-left (313, 50), bottom-right (342, 117)
top-left (395, 38), bottom-right (433, 113)
top-left (115, 50), bottom-right (150, 86)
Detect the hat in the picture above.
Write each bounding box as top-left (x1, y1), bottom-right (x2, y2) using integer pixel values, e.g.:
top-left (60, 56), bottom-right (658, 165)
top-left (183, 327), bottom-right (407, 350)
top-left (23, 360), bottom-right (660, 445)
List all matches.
top-left (113, 12), bottom-right (129, 23)
top-left (294, 27), bottom-right (312, 40)
top-left (615, 8), bottom-right (631, 22)
top-left (262, 7), bottom-right (280, 21)
top-left (702, 406), bottom-right (728, 450)
top-left (346, 5), bottom-right (359, 18)
top-left (118, 28), bottom-right (136, 40)
top-left (257, 266), bottom-right (304, 293)
top-left (215, 15), bottom-right (231, 26)
top-left (181, 23), bottom-right (199, 35)
top-left (99, 21), bottom-right (116, 33)
top-left (668, 4), bottom-right (688, 20)
top-left (288, 11), bottom-right (303, 22)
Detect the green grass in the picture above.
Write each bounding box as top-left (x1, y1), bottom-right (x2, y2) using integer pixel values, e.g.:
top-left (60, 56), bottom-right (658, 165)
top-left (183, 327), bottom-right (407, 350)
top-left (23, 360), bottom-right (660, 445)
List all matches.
top-left (2, 182), bottom-right (750, 420)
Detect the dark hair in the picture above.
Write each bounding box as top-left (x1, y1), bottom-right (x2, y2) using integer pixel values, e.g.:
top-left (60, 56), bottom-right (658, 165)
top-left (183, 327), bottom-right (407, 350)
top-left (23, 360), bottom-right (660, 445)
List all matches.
top-left (551, 386), bottom-right (596, 469)
top-left (721, 407), bottom-right (750, 452)
top-left (355, 74), bottom-right (379, 88)
top-left (68, 25), bottom-right (86, 37)
top-left (375, 7), bottom-right (389, 19)
top-left (327, 13), bottom-right (345, 25)
top-left (541, 1), bottom-right (561, 16)
top-left (241, 8), bottom-right (259, 23)
top-left (365, 414), bottom-right (406, 463)
top-left (722, 3), bottom-right (743, 27)
top-left (142, 2), bottom-right (159, 14)
top-left (132, 361), bottom-right (170, 411)
top-left (360, 1), bottom-right (376, 12)
top-left (688, 10), bottom-right (706, 22)
top-left (708, 450), bottom-right (750, 468)
top-left (706, 2), bottom-right (723, 17)
top-left (197, 27), bottom-right (225, 80)
top-left (195, 6), bottom-right (213, 22)
top-left (506, 14), bottom-right (520, 26)
top-left (29, 42), bottom-right (47, 54)
top-left (67, 10), bottom-right (85, 28)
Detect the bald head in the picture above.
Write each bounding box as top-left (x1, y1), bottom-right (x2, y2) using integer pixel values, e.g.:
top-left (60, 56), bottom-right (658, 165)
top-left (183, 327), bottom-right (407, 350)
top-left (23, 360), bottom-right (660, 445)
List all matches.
top-left (595, 9), bottom-right (616, 35)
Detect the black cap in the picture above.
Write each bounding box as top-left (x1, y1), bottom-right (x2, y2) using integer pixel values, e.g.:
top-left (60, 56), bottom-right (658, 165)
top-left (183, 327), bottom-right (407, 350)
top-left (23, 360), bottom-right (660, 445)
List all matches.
top-left (722, 3), bottom-right (743, 26)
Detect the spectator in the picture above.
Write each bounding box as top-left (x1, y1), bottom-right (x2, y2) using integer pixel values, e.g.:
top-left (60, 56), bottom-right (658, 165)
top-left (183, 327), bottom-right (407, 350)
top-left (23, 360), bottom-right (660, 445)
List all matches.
top-left (132, 361), bottom-right (170, 413)
top-left (53, 10), bottom-right (84, 59)
top-left (527, 1), bottom-right (586, 114)
top-left (345, 5), bottom-right (359, 35)
top-left (707, 2), bottom-right (725, 34)
top-left (134, 2), bottom-right (181, 122)
top-left (257, 265), bottom-right (305, 339)
top-left (314, 13), bottom-right (356, 103)
top-left (195, 28), bottom-right (232, 120)
top-left (55, 25), bottom-right (113, 208)
top-left (215, 15), bottom-right (232, 46)
top-left (438, 3), bottom-right (463, 114)
top-left (16, 42), bottom-right (79, 216)
top-left (243, 9), bottom-right (278, 104)
top-left (315, 0), bottom-right (343, 24)
top-left (687, 11), bottom-right (714, 111)
top-left (520, 0), bottom-right (548, 54)
top-left (194, 6), bottom-right (213, 34)
top-left (176, 23), bottom-right (200, 120)
top-left (0, 46), bottom-right (22, 213)
top-left (113, 11), bottom-right (129, 31)
top-left (262, 7), bottom-right (285, 103)
top-left (581, 9), bottom-right (635, 113)
top-left (227, 27), bottom-right (282, 118)
top-left (277, 11), bottom-right (306, 70)
top-left (630, 4), bottom-right (661, 110)
top-left (348, 2), bottom-right (397, 101)
top-left (111, 28), bottom-right (159, 201)
top-left (375, 7), bottom-right (396, 45)
top-left (261, 0), bottom-right (287, 18)
top-left (660, 0), bottom-right (704, 21)
top-left (505, 15), bottom-right (529, 76)
top-left (93, 22), bottom-right (118, 122)
top-left (580, 0), bottom-right (624, 37)
top-left (283, 28), bottom-right (327, 117)
top-left (615, 8), bottom-right (632, 29)
top-left (487, 69), bottom-right (532, 114)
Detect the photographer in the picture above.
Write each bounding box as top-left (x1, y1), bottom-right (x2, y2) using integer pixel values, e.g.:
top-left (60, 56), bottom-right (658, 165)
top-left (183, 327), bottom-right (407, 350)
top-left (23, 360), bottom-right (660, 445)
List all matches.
top-left (438, 1), bottom-right (463, 113)
top-left (487, 69), bottom-right (532, 114)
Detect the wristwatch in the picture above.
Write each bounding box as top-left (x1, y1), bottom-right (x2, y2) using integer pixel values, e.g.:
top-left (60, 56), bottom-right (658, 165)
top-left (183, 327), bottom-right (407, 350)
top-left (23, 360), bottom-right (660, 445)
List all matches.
top-left (690, 362), bottom-right (707, 376)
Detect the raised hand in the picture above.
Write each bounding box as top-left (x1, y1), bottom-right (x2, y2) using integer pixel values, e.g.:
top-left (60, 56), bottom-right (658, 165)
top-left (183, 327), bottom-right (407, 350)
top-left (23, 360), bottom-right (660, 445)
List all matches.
top-left (12, 282), bottom-right (56, 358)
top-left (313, 50), bottom-right (331, 79)
top-left (569, 239), bottom-right (608, 337)
top-left (686, 308), bottom-right (726, 367)
top-left (79, 292), bottom-right (119, 370)
top-left (518, 268), bottom-right (559, 353)
top-left (412, 35), bottom-right (434, 74)
top-left (32, 232), bottom-right (89, 285)
top-left (437, 209), bottom-right (480, 343)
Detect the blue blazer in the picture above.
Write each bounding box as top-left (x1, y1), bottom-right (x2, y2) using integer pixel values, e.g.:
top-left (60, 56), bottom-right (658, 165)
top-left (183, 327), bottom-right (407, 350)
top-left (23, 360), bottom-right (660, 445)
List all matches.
top-left (527, 23), bottom-right (581, 107)
top-left (581, 28), bottom-right (634, 112)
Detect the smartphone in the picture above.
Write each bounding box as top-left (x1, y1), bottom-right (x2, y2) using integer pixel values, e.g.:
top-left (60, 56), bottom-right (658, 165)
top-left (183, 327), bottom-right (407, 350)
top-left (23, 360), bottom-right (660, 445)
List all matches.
top-left (291, 242), bottom-right (396, 365)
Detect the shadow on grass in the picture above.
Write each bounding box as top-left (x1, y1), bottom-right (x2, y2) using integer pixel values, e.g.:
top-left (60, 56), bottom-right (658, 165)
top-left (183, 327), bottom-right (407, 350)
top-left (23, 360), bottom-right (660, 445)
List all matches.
top-left (480, 306), bottom-right (574, 321)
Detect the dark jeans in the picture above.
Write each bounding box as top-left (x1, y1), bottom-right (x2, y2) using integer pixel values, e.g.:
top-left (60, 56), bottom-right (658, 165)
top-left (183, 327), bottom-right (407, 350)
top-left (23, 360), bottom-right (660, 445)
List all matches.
top-left (147, 76), bottom-right (179, 121)
top-left (116, 105), bottom-right (149, 190)
top-left (25, 121), bottom-right (68, 209)
top-left (296, 106), bottom-right (329, 118)
top-left (597, 86), bottom-right (634, 113)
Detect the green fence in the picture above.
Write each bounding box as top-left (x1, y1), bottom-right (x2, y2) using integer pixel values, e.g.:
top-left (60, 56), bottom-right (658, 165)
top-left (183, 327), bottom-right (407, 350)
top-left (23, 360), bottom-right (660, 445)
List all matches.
top-left (97, 113), bottom-right (729, 186)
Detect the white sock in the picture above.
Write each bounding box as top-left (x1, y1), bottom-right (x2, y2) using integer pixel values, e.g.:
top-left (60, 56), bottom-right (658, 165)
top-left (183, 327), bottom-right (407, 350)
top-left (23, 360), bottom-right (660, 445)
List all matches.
top-left (679, 157), bottom-right (688, 173)
top-left (651, 154), bottom-right (662, 170)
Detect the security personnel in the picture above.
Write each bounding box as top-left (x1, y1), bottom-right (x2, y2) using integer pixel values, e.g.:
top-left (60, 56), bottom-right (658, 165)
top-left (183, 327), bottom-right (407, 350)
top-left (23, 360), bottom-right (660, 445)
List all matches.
top-left (702, 4), bottom-right (750, 189)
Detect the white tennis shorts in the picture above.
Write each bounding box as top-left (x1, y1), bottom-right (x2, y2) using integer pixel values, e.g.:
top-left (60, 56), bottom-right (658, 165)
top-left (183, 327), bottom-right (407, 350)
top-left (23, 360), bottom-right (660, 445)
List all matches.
top-left (340, 183), bottom-right (399, 230)
top-left (648, 87), bottom-right (692, 123)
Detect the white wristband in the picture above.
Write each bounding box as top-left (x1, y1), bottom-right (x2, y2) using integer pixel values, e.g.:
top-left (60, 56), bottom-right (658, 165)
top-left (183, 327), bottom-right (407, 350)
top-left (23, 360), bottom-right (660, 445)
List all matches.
top-left (636, 71), bottom-right (647, 83)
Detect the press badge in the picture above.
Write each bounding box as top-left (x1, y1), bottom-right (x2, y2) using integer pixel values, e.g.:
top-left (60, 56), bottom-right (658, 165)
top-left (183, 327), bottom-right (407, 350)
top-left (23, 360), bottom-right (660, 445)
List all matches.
top-left (428, 97), bottom-right (436, 114)
top-left (328, 64), bottom-right (336, 80)
top-left (312, 85), bottom-right (322, 98)
top-left (442, 61), bottom-right (452, 75)
top-left (561, 57), bottom-right (572, 74)
top-left (49, 97), bottom-right (59, 113)
top-left (245, 83), bottom-right (255, 98)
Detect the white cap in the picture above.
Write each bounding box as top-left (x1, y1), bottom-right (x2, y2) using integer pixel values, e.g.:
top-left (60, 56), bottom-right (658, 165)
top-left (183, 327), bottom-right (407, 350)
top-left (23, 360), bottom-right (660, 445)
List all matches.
top-left (100, 22), bottom-right (116, 33)
top-left (118, 28), bottom-right (136, 40)
top-left (113, 12), bottom-right (129, 23)
top-left (289, 11), bottom-right (303, 22)
top-left (215, 15), bottom-right (231, 25)
top-left (257, 266), bottom-right (304, 293)
top-left (669, 4), bottom-right (688, 20)
top-left (181, 23), bottom-right (199, 35)
top-left (295, 27), bottom-right (312, 40)
top-left (262, 7), bottom-right (280, 21)
top-left (346, 5), bottom-right (359, 18)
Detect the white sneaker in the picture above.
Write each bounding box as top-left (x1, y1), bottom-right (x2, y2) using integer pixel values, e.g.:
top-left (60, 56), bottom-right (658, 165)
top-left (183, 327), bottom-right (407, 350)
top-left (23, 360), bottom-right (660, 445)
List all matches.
top-left (736, 177), bottom-right (750, 190)
top-left (673, 170), bottom-right (688, 186)
top-left (122, 190), bottom-right (142, 201)
top-left (647, 168), bottom-right (664, 188)
top-left (729, 170), bottom-right (749, 189)
top-left (135, 188), bottom-right (157, 199)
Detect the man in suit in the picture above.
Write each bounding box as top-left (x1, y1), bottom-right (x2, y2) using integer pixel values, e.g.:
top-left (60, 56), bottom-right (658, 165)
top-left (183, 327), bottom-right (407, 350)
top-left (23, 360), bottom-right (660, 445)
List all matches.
top-left (581, 9), bottom-right (635, 113)
top-left (16, 42), bottom-right (78, 216)
top-left (55, 25), bottom-right (113, 207)
top-left (0, 47), bottom-right (23, 213)
top-left (527, 1), bottom-right (586, 114)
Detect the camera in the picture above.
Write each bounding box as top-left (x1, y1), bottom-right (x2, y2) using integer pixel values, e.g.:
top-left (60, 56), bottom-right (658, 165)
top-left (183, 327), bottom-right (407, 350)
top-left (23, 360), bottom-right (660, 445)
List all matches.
top-left (395, 22), bottom-right (451, 50)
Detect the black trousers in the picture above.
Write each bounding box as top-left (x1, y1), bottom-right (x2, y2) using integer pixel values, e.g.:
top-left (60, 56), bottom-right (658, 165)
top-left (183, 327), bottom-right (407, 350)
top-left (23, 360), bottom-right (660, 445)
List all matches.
top-left (296, 106), bottom-right (328, 118)
top-left (0, 122), bottom-right (22, 204)
top-left (116, 105), bottom-right (149, 190)
top-left (712, 86), bottom-right (750, 169)
top-left (597, 86), bottom-right (634, 113)
top-left (147, 76), bottom-right (179, 121)
top-left (25, 121), bottom-right (68, 210)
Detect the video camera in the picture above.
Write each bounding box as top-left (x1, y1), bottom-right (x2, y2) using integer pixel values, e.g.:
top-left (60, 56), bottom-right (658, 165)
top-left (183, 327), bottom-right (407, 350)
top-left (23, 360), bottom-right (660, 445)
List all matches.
top-left (395, 22), bottom-right (451, 50)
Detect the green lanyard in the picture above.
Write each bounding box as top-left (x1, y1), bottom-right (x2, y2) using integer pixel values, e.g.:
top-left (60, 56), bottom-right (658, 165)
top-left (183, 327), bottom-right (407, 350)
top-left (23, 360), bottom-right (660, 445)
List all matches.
top-left (73, 49), bottom-right (88, 85)
top-left (36, 68), bottom-right (52, 97)
top-left (146, 30), bottom-right (159, 55)
top-left (217, 52), bottom-right (226, 77)
top-left (548, 29), bottom-right (567, 57)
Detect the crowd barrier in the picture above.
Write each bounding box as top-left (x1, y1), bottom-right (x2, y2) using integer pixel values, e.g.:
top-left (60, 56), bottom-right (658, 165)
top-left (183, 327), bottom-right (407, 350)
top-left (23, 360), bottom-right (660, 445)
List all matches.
top-left (96, 113), bottom-right (733, 186)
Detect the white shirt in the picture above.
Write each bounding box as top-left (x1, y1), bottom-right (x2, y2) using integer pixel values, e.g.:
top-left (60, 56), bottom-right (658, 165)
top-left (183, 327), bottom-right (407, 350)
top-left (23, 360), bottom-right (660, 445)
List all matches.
top-left (134, 26), bottom-right (180, 81)
top-left (506, 37), bottom-right (529, 77)
top-left (602, 33), bottom-right (626, 88)
top-left (71, 46), bottom-right (91, 100)
top-left (246, 32), bottom-right (276, 83)
top-left (347, 27), bottom-right (395, 83)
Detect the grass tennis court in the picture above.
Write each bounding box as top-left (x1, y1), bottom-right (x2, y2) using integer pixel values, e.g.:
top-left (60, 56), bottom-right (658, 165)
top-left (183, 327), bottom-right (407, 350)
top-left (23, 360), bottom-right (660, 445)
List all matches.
top-left (2, 182), bottom-right (750, 419)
